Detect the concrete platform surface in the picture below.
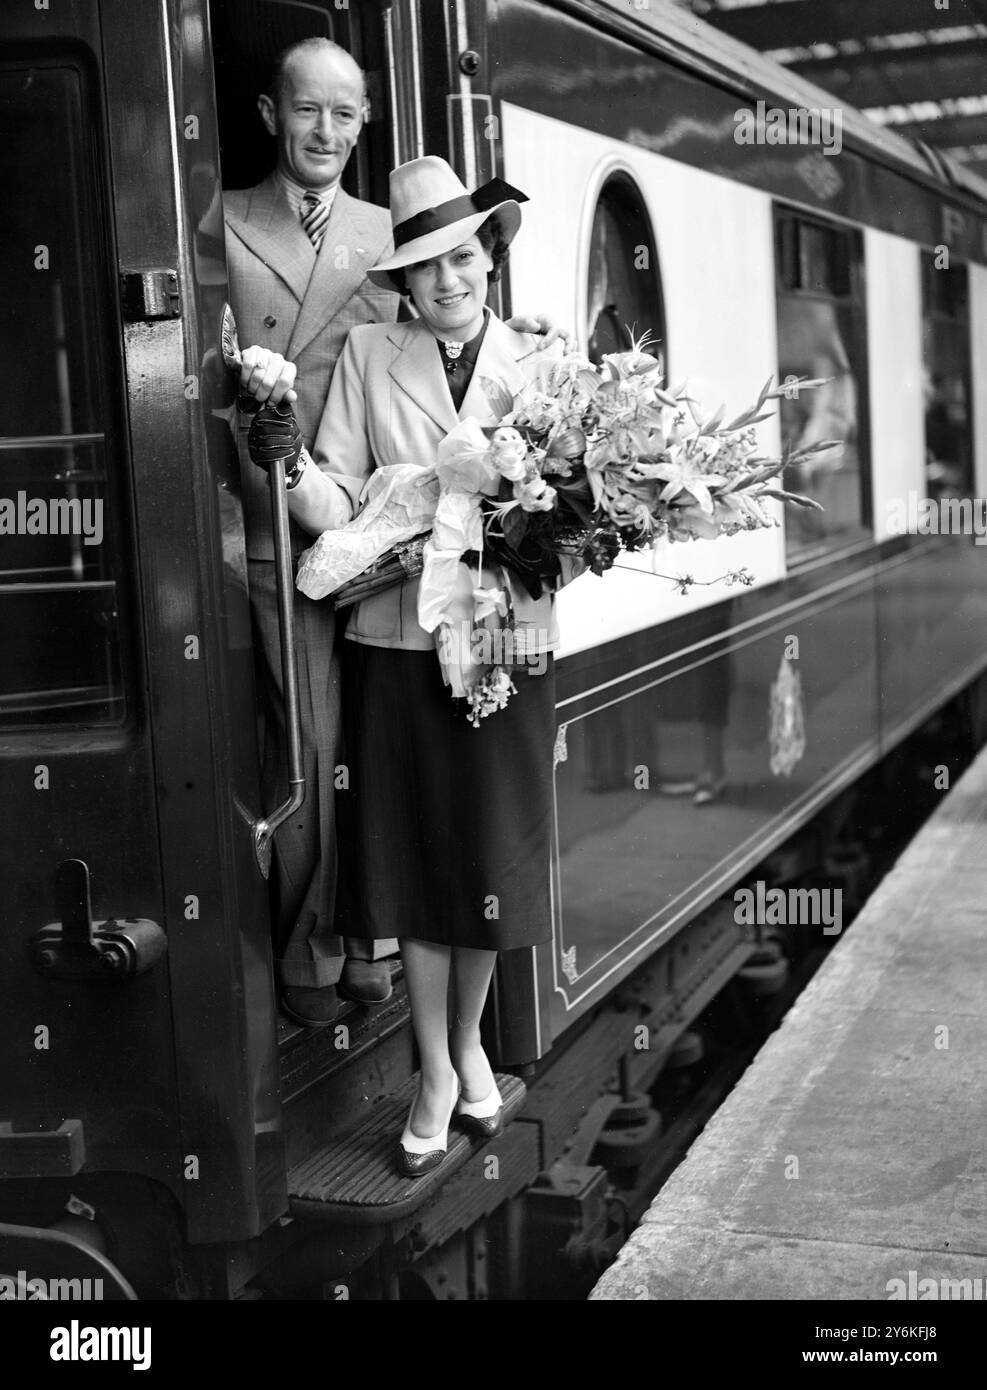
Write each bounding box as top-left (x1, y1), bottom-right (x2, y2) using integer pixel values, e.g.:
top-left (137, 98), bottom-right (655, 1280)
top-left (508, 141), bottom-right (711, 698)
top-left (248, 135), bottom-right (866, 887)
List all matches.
top-left (591, 745), bottom-right (987, 1300)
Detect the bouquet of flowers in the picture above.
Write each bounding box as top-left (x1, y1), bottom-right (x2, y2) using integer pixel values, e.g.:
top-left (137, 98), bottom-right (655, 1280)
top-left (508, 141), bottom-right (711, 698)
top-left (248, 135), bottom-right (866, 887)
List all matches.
top-left (468, 333), bottom-right (831, 596)
top-left (297, 337), bottom-right (833, 725)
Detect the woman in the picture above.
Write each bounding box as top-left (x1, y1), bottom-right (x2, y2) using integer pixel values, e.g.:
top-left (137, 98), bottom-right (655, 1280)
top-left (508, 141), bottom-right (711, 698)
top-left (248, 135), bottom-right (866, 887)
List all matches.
top-left (251, 157), bottom-right (571, 1175)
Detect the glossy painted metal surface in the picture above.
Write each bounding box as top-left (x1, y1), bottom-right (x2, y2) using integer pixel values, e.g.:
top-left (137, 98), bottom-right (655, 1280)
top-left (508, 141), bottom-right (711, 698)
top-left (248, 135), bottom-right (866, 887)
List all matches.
top-left (104, 0), bottom-right (284, 1239)
top-left (495, 0), bottom-right (987, 266)
top-left (876, 537), bottom-right (987, 749)
top-left (0, 0), bottom-right (182, 1193)
top-left (0, 0), bottom-right (285, 1247)
top-left (544, 535), bottom-right (987, 1040)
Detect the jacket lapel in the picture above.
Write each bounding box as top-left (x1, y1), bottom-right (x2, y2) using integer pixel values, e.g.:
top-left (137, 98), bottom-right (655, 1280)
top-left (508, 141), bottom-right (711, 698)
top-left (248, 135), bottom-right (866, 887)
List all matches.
top-left (458, 316), bottom-right (533, 423)
top-left (386, 321), bottom-right (460, 435)
top-left (287, 189), bottom-right (392, 360)
top-left (386, 314), bottom-right (538, 436)
top-left (225, 173), bottom-right (314, 304)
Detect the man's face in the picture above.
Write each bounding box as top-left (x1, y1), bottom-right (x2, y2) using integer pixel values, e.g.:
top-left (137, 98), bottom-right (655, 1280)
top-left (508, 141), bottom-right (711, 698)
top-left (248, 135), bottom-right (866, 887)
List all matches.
top-left (259, 49), bottom-right (364, 190)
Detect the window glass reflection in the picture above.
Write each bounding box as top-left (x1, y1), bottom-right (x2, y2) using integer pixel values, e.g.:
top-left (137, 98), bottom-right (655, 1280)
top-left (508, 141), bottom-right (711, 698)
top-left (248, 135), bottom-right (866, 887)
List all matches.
top-left (0, 62), bottom-right (126, 728)
top-left (774, 210), bottom-right (869, 560)
top-left (921, 253), bottom-right (973, 501)
top-left (587, 174), bottom-right (665, 365)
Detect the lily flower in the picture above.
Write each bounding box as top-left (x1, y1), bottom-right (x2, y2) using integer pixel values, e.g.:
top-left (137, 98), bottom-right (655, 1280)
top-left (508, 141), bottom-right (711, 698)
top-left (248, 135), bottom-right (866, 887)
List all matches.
top-left (653, 458), bottom-right (728, 514)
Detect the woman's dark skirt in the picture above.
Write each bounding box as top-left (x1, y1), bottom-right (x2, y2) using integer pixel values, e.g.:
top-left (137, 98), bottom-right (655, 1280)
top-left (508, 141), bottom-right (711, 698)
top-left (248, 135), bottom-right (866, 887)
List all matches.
top-left (336, 642), bottom-right (555, 952)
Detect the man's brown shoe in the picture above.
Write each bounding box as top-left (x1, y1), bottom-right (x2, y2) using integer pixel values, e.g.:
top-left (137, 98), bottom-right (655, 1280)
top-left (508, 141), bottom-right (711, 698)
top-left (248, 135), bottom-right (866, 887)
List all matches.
top-left (339, 959), bottom-right (393, 1004)
top-left (280, 983), bottom-right (341, 1028)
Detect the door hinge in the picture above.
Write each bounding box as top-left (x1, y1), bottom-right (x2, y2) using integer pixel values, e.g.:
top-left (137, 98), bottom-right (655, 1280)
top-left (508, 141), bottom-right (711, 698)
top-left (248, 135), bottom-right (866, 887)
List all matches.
top-left (120, 267), bottom-right (181, 322)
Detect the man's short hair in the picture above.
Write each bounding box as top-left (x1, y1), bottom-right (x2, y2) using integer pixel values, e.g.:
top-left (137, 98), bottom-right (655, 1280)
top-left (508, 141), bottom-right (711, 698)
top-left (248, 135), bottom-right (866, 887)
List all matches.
top-left (269, 37), bottom-right (365, 106)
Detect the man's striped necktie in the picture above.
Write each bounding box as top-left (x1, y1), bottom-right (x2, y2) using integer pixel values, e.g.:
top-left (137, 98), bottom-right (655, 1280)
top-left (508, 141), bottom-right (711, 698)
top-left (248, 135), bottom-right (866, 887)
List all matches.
top-left (300, 192), bottom-right (330, 251)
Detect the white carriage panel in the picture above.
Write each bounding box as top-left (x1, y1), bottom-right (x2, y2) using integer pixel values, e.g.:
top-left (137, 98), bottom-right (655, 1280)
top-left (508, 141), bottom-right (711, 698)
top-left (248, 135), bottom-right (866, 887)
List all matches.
top-left (970, 263), bottom-right (987, 496)
top-left (863, 228), bottom-right (925, 539)
top-left (501, 103), bottom-right (784, 658)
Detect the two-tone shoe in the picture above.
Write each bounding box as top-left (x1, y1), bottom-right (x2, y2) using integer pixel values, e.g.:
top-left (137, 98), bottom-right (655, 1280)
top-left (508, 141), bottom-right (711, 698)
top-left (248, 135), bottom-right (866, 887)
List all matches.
top-left (397, 1073), bottom-right (459, 1178)
top-left (454, 1080), bottom-right (504, 1140)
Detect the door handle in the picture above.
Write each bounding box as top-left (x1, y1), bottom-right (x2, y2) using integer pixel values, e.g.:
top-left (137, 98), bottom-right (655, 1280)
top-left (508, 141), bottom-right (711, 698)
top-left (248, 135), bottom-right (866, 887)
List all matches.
top-left (29, 859), bottom-right (166, 982)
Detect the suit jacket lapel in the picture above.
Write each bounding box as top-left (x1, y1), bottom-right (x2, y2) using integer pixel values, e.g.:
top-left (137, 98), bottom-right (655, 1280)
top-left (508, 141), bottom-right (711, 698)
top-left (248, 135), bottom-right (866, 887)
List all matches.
top-left (387, 321), bottom-right (460, 435)
top-left (287, 189), bottom-right (392, 360)
top-left (386, 314), bottom-right (537, 436)
top-left (225, 173), bottom-right (314, 304)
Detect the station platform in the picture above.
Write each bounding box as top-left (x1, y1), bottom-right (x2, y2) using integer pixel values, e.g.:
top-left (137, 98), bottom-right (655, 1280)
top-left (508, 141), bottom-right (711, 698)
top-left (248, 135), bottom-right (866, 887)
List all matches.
top-left (591, 741), bottom-right (987, 1301)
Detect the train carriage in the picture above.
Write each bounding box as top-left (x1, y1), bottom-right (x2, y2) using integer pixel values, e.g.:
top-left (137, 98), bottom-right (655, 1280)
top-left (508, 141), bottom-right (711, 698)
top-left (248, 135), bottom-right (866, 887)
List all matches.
top-left (1, 0), bottom-right (985, 1299)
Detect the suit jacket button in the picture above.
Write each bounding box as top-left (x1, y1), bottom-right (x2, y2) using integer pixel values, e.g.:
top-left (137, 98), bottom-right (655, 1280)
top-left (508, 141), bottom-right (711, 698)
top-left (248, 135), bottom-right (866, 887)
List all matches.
top-left (264, 315), bottom-right (277, 328)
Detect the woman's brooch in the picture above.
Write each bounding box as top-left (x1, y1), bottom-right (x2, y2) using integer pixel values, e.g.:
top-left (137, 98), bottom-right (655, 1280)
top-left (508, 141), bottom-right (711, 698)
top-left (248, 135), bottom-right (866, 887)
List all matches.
top-left (442, 340), bottom-right (465, 373)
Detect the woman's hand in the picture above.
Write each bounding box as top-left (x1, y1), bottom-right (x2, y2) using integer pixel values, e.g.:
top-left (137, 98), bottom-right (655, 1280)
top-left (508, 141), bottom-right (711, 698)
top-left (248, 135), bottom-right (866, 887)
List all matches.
top-left (239, 346), bottom-right (299, 405)
top-left (504, 313), bottom-right (571, 351)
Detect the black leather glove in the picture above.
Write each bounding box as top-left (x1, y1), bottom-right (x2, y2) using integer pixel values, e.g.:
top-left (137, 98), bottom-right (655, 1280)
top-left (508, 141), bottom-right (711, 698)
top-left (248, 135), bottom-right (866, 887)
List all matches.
top-left (247, 400), bottom-right (303, 473)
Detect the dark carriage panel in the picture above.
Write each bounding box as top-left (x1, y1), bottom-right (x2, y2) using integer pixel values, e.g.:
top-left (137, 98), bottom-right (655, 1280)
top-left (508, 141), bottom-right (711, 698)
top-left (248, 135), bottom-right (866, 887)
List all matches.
top-left (494, 0), bottom-right (987, 263)
top-left (877, 538), bottom-right (987, 749)
top-left (545, 533), bottom-right (987, 1036)
top-left (549, 560), bottom-right (879, 1028)
top-left (0, 0), bottom-right (286, 1246)
top-left (0, 4), bottom-right (180, 1198)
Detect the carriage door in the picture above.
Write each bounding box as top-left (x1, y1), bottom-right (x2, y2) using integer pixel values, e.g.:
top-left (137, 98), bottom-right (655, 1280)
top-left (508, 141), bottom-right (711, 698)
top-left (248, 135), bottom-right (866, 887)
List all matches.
top-left (1, 0), bottom-right (286, 1253)
top-left (0, 8), bottom-right (179, 1200)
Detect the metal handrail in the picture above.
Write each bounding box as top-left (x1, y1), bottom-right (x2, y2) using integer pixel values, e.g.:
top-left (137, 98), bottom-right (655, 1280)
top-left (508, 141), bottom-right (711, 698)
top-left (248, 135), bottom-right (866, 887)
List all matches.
top-left (0, 433), bottom-right (105, 449)
top-left (250, 454), bottom-right (306, 879)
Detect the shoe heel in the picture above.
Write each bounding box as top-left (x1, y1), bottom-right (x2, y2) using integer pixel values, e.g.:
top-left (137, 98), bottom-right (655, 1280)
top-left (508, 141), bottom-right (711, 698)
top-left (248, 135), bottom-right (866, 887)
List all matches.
top-left (397, 1073), bottom-right (460, 1178)
top-left (454, 1079), bottom-right (504, 1139)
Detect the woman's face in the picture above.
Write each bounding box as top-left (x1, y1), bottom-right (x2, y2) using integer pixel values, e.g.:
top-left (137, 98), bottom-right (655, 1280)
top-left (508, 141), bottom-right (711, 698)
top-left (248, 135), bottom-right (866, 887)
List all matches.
top-left (405, 236), bottom-right (493, 341)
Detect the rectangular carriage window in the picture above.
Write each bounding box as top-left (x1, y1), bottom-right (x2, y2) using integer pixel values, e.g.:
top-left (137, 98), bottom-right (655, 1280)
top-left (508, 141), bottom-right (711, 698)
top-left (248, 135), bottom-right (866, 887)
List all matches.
top-left (0, 60), bottom-right (128, 729)
top-left (774, 208), bottom-right (870, 562)
top-left (920, 253), bottom-right (973, 501)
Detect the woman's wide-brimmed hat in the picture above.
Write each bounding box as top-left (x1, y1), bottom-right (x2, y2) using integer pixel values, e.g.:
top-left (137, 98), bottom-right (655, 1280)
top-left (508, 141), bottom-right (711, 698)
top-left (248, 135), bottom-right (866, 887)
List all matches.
top-left (368, 156), bottom-right (528, 291)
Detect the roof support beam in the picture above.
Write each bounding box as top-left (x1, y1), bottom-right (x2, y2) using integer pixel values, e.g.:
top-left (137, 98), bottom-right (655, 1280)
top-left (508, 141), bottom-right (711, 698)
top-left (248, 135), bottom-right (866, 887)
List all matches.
top-left (788, 41), bottom-right (987, 109)
top-left (881, 111), bottom-right (987, 148)
top-left (708, 0), bottom-right (987, 51)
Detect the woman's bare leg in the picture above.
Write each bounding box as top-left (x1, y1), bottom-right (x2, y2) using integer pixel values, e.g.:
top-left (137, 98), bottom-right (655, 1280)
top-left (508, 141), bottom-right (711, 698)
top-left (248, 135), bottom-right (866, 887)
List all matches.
top-left (401, 938), bottom-right (456, 1136)
top-left (449, 946), bottom-right (498, 1102)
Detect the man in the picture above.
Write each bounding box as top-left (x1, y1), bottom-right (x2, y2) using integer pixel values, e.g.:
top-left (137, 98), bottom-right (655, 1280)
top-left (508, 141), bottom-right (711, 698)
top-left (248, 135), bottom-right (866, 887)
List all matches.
top-left (227, 37), bottom-right (564, 1026)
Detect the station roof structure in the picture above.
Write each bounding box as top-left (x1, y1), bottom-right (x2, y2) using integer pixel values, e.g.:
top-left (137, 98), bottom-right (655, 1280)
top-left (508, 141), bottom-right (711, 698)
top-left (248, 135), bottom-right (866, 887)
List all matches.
top-left (681, 0), bottom-right (987, 181)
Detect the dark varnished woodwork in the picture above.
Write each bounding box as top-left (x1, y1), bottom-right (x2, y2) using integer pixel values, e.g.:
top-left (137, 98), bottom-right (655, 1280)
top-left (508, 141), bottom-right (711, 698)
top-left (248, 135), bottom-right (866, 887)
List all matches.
top-left (0, 0), bottom-right (181, 1203)
top-left (100, 0), bottom-right (284, 1240)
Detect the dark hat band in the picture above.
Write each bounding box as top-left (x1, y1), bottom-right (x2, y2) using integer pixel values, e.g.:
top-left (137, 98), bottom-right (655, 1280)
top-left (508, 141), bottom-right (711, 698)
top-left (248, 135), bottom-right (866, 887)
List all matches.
top-left (392, 177), bottom-right (529, 249)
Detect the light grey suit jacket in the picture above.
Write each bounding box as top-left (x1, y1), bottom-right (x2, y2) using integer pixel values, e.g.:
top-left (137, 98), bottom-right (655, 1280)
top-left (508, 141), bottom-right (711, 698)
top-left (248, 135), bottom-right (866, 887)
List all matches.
top-left (310, 314), bottom-right (562, 651)
top-left (224, 174), bottom-right (399, 559)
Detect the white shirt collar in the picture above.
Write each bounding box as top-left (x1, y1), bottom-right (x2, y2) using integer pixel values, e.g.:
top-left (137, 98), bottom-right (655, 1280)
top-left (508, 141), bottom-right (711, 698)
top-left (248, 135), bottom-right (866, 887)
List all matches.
top-left (277, 169), bottom-right (340, 219)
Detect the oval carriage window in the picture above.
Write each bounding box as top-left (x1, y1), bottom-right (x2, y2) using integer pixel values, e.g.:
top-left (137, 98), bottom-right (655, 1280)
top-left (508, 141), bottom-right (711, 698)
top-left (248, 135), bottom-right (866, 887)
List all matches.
top-left (586, 175), bottom-right (665, 367)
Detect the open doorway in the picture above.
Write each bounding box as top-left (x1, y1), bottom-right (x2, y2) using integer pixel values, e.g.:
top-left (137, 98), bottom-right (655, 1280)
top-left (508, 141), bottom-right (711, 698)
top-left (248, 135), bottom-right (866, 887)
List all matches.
top-left (208, 0), bottom-right (395, 204)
